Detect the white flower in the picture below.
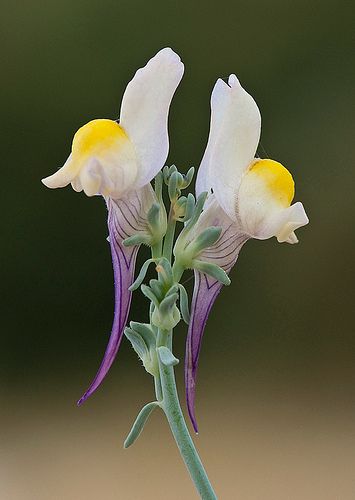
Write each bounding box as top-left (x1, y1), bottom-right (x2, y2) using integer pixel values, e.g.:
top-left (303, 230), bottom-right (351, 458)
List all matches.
top-left (42, 48), bottom-right (184, 198)
top-left (186, 75), bottom-right (309, 432)
top-left (41, 48), bottom-right (184, 405)
top-left (196, 74), bottom-right (309, 244)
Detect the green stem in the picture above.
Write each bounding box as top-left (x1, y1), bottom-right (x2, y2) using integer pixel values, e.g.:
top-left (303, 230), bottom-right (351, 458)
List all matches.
top-left (154, 374), bottom-right (163, 402)
top-left (151, 240), bottom-right (163, 259)
top-left (157, 330), bottom-right (217, 500)
top-left (162, 207), bottom-right (176, 261)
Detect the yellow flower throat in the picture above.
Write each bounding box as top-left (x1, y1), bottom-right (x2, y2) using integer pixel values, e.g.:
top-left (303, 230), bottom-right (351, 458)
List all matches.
top-left (72, 119), bottom-right (128, 158)
top-left (249, 159), bottom-right (295, 207)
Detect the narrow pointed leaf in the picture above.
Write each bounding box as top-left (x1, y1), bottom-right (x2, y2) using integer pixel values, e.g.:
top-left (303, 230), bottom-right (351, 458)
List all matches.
top-left (130, 322), bottom-right (156, 348)
top-left (183, 193), bottom-right (196, 222)
top-left (148, 279), bottom-right (164, 301)
top-left (193, 260), bottom-right (231, 285)
top-left (189, 226), bottom-right (222, 255)
top-left (159, 292), bottom-right (178, 314)
top-left (124, 401), bottom-right (160, 448)
top-left (147, 203), bottom-right (161, 231)
top-left (129, 258), bottom-right (156, 291)
top-left (141, 284), bottom-right (160, 307)
top-left (124, 327), bottom-right (149, 360)
top-left (123, 233), bottom-right (151, 247)
top-left (183, 167), bottom-right (195, 188)
top-left (178, 284), bottom-right (190, 324)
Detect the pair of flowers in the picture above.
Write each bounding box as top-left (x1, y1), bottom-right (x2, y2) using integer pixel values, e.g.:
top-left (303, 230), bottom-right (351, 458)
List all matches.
top-left (43, 48), bottom-right (308, 431)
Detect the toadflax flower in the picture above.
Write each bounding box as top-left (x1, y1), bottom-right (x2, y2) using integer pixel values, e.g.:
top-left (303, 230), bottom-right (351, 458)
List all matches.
top-left (186, 75), bottom-right (309, 431)
top-left (42, 48), bottom-right (184, 404)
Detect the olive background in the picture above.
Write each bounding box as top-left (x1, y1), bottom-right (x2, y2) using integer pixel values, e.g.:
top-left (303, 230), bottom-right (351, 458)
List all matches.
top-left (1, 1), bottom-right (355, 498)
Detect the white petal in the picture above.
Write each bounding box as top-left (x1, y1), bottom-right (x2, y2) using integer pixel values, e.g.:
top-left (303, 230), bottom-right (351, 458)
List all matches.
top-left (43, 121), bottom-right (139, 198)
top-left (251, 202), bottom-right (309, 243)
top-left (196, 75), bottom-right (261, 220)
top-left (196, 80), bottom-right (229, 198)
top-left (42, 154), bottom-right (76, 189)
top-left (120, 48), bottom-right (184, 188)
top-left (79, 158), bottom-right (102, 197)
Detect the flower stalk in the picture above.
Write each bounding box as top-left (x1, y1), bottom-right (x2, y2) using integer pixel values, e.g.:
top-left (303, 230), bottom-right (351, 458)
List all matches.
top-left (122, 168), bottom-right (219, 498)
top-left (157, 330), bottom-right (217, 500)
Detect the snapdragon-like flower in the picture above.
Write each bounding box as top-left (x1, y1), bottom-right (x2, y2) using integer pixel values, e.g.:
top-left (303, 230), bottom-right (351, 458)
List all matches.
top-left (186, 75), bottom-right (309, 431)
top-left (42, 48), bottom-right (184, 404)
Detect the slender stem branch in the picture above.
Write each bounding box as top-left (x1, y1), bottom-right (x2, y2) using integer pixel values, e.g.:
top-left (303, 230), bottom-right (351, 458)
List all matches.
top-left (151, 240), bottom-right (163, 259)
top-left (146, 188), bottom-right (217, 498)
top-left (162, 207), bottom-right (176, 261)
top-left (157, 330), bottom-right (217, 500)
top-left (154, 374), bottom-right (163, 402)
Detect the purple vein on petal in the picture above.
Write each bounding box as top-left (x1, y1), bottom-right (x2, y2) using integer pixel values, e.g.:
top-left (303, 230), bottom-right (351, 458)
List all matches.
top-left (77, 186), bottom-right (155, 405)
top-left (185, 271), bottom-right (224, 432)
top-left (185, 209), bottom-right (249, 431)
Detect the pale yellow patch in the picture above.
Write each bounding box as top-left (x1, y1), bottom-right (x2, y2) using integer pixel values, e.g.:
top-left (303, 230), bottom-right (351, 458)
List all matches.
top-left (72, 119), bottom-right (128, 159)
top-left (248, 159), bottom-right (295, 207)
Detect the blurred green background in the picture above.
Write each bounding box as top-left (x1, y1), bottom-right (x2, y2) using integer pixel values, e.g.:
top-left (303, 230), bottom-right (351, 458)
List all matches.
top-left (1, 0), bottom-right (355, 498)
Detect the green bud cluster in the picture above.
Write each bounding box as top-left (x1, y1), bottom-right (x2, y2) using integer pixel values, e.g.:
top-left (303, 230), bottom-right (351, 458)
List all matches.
top-left (123, 165), bottom-right (232, 455)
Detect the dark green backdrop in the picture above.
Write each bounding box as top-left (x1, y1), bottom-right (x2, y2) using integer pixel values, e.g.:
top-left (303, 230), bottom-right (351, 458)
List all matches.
top-left (1, 1), bottom-right (354, 499)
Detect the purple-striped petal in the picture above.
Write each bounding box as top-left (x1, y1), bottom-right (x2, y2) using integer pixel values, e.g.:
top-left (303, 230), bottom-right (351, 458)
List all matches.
top-left (78, 185), bottom-right (156, 405)
top-left (185, 199), bottom-right (249, 431)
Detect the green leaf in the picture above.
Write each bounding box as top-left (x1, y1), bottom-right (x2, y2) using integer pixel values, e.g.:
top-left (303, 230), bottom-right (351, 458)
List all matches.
top-left (154, 171), bottom-right (164, 202)
top-left (193, 260), bottom-right (231, 285)
top-left (178, 284), bottom-right (190, 324)
top-left (157, 346), bottom-right (179, 366)
top-left (168, 170), bottom-right (181, 200)
top-left (183, 193), bottom-right (195, 222)
top-left (123, 234), bottom-right (151, 247)
top-left (163, 164), bottom-right (177, 185)
top-left (189, 226), bottom-right (222, 255)
top-left (141, 284), bottom-right (160, 307)
top-left (159, 293), bottom-right (179, 315)
top-left (183, 167), bottom-right (195, 188)
top-left (149, 279), bottom-right (164, 302)
top-left (129, 258), bottom-right (156, 291)
top-left (174, 196), bottom-right (187, 219)
top-left (130, 322), bottom-right (156, 349)
top-left (183, 191), bottom-right (207, 231)
top-left (147, 203), bottom-right (161, 229)
top-left (165, 284), bottom-right (178, 298)
top-left (155, 257), bottom-right (173, 287)
top-left (124, 401), bottom-right (160, 449)
top-left (124, 328), bottom-right (149, 360)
